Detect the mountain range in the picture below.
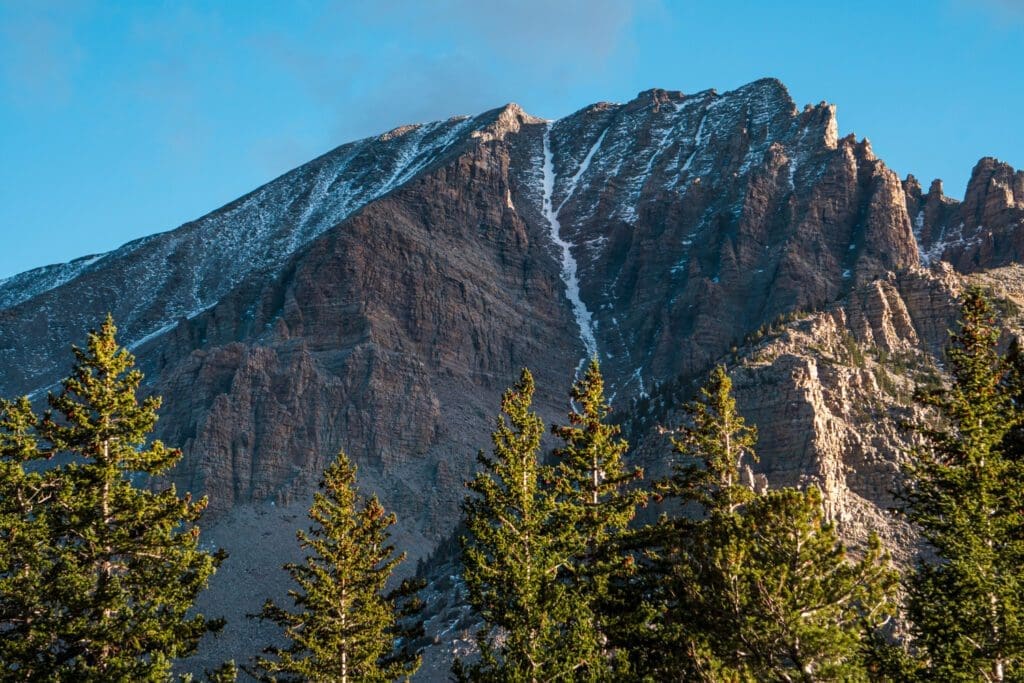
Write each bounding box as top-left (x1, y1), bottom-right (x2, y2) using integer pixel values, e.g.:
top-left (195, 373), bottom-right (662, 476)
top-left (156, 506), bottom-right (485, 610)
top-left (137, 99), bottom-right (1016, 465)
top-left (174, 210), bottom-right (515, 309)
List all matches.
top-left (2, 77), bottom-right (1023, 677)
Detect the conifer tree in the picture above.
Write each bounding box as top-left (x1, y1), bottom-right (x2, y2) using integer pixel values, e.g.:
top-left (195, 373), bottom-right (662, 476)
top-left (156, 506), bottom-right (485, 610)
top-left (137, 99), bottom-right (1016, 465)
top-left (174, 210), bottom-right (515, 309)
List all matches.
top-left (665, 364), bottom-right (758, 515)
top-left (0, 315), bottom-right (229, 680)
top-left (656, 365), bottom-right (896, 681)
top-left (902, 289), bottom-right (1024, 681)
top-left (254, 450), bottom-right (422, 683)
top-left (0, 396), bottom-right (57, 678)
top-left (457, 369), bottom-right (597, 682)
top-left (639, 364), bottom-right (759, 678)
top-left (550, 358), bottom-right (646, 676)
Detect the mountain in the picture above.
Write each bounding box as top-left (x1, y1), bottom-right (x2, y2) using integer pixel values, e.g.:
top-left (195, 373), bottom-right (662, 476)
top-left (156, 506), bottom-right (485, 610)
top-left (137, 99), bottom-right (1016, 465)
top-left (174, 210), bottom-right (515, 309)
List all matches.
top-left (2, 77), bottom-right (1022, 677)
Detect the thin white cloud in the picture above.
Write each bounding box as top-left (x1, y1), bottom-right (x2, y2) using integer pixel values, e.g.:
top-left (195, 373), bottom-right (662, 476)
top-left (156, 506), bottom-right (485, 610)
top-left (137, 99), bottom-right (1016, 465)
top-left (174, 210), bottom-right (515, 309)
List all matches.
top-left (251, 0), bottom-right (654, 163)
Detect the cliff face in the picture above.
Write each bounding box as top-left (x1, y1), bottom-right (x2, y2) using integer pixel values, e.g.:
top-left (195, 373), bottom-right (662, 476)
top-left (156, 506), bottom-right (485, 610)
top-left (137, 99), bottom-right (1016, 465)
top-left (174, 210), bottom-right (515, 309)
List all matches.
top-left (906, 157), bottom-right (1024, 270)
top-left (511, 79), bottom-right (920, 394)
top-left (0, 79), bottom-right (940, 539)
top-left (149, 108), bottom-right (583, 538)
top-left (2, 78), bottom-right (1023, 678)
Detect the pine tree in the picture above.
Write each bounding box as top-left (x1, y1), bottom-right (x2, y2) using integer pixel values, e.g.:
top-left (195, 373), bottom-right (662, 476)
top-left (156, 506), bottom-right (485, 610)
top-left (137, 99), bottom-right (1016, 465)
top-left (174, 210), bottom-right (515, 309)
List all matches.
top-left (457, 368), bottom-right (597, 682)
top-left (640, 363), bottom-right (759, 678)
top-left (656, 365), bottom-right (896, 681)
top-left (0, 315), bottom-right (228, 680)
top-left (0, 396), bottom-right (58, 678)
top-left (550, 358), bottom-right (646, 677)
top-left (902, 289), bottom-right (1024, 681)
top-left (665, 364), bottom-right (758, 515)
top-left (254, 450), bottom-right (422, 683)
top-left (706, 488), bottom-right (896, 681)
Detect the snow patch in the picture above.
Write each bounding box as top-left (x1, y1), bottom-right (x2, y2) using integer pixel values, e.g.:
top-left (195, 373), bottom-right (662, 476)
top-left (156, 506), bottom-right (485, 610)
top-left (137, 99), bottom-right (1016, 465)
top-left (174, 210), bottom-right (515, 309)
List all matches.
top-left (920, 221), bottom-right (982, 267)
top-left (541, 125), bottom-right (598, 361)
top-left (128, 321), bottom-right (178, 350)
top-left (682, 98), bottom-right (722, 173)
top-left (912, 210), bottom-right (930, 265)
top-left (787, 125), bottom-right (809, 190)
top-left (556, 128), bottom-right (608, 214)
top-left (632, 367), bottom-right (647, 398)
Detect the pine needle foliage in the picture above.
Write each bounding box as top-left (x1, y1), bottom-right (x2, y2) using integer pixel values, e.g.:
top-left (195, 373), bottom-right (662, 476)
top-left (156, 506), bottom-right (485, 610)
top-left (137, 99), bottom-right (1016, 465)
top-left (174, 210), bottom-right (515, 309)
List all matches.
top-left (691, 487), bottom-right (896, 681)
top-left (254, 450), bottom-right (422, 683)
top-left (457, 369), bottom-right (597, 682)
top-left (665, 364), bottom-right (758, 515)
top-left (654, 365), bottom-right (896, 681)
top-left (0, 396), bottom-right (58, 677)
top-left (0, 315), bottom-right (228, 681)
top-left (551, 358), bottom-right (646, 677)
top-left (901, 289), bottom-right (1024, 682)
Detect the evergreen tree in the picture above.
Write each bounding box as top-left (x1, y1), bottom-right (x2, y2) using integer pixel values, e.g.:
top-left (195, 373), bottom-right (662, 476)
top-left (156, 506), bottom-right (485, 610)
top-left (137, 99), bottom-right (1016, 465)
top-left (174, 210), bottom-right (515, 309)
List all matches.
top-left (551, 358), bottom-right (646, 677)
top-left (457, 369), bottom-right (597, 682)
top-left (640, 364), bottom-right (759, 678)
top-left (902, 289), bottom-right (1024, 681)
top-left (0, 396), bottom-right (57, 678)
top-left (665, 364), bottom-right (759, 515)
top-left (700, 488), bottom-right (896, 681)
top-left (0, 315), bottom-right (228, 680)
top-left (254, 450), bottom-right (422, 683)
top-left (656, 365), bottom-right (896, 681)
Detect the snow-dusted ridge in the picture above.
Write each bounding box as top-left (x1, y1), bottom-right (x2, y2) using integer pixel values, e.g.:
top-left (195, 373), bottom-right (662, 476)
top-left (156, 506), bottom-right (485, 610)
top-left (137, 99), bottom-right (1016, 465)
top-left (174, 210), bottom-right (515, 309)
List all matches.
top-left (0, 252), bottom-right (111, 311)
top-left (0, 79), bottom-right (930, 378)
top-left (0, 112), bottom-right (485, 350)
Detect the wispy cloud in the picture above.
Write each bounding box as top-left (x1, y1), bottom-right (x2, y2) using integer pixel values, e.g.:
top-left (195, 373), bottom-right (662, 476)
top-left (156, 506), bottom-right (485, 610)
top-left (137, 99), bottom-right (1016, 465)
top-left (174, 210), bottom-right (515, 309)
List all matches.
top-left (255, 0), bottom-right (650, 150)
top-left (360, 0), bottom-right (644, 64)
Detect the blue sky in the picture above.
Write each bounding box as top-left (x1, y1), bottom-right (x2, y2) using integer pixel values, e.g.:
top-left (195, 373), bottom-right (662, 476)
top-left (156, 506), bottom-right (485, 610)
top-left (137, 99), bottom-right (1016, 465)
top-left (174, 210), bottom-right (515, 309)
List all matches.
top-left (1, 0), bottom-right (1022, 279)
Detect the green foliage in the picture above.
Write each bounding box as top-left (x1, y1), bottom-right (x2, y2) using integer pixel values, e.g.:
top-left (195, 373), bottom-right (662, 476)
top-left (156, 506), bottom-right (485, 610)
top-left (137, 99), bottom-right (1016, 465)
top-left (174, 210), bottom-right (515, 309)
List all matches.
top-left (0, 396), bottom-right (58, 676)
top-left (689, 488), bottom-right (896, 681)
top-left (551, 359), bottom-right (647, 677)
top-left (842, 330), bottom-right (866, 368)
top-left (179, 661), bottom-right (240, 683)
top-left (254, 450), bottom-right (422, 683)
top-left (650, 365), bottom-right (896, 681)
top-left (0, 315), bottom-right (227, 681)
top-left (664, 365), bottom-right (758, 515)
top-left (741, 309), bottom-right (812, 348)
top-left (901, 289), bottom-right (1024, 681)
top-left (457, 369), bottom-right (598, 681)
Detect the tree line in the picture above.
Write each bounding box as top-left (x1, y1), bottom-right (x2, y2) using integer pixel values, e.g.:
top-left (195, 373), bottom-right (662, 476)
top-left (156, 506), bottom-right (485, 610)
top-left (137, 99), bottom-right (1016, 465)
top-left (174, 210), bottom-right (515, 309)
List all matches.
top-left (2, 290), bottom-right (1023, 681)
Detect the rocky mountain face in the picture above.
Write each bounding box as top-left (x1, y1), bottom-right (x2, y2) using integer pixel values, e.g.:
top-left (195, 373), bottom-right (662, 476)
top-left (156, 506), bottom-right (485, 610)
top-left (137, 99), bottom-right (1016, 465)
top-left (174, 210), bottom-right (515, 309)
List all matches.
top-left (2, 78), bottom-right (1022, 677)
top-left (906, 157), bottom-right (1024, 270)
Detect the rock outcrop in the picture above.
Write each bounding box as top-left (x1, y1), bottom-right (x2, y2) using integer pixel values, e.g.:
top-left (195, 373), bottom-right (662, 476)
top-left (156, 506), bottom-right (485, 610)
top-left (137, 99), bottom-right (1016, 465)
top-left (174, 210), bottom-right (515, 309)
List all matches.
top-left (906, 157), bottom-right (1024, 270)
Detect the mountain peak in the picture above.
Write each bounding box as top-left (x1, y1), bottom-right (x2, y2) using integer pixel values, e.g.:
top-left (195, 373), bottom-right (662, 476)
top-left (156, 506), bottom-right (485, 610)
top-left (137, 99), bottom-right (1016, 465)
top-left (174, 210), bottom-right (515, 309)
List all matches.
top-left (471, 102), bottom-right (544, 142)
top-left (631, 87), bottom-right (686, 108)
top-left (5, 79), bottom-right (1024, 675)
top-left (378, 123), bottom-right (423, 142)
top-left (731, 77), bottom-right (795, 110)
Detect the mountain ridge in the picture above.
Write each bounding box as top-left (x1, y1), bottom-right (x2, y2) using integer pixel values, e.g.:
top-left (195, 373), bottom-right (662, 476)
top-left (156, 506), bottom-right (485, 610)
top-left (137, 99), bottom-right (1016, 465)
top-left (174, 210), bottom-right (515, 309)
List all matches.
top-left (2, 78), bottom-right (1023, 678)
top-left (3, 78), bottom-right (1009, 317)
